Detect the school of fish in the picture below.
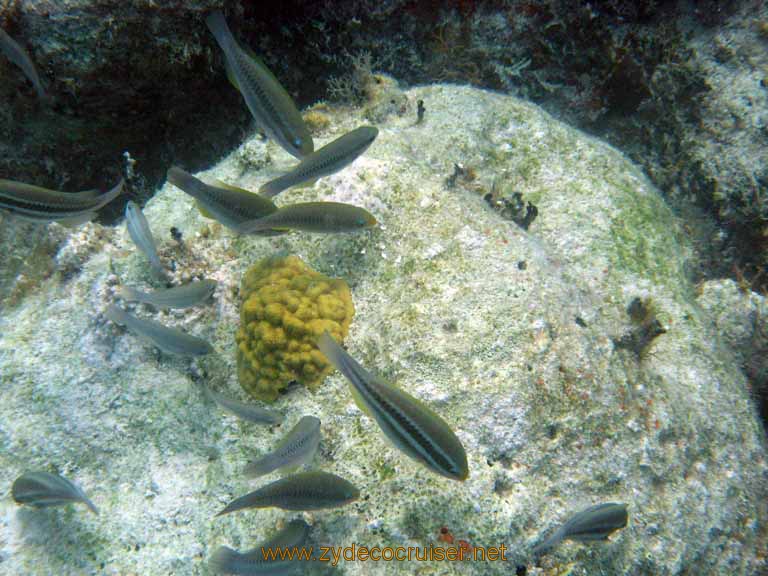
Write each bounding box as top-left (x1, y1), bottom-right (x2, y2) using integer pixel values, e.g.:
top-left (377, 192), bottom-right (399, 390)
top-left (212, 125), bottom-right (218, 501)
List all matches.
top-left (2, 9), bottom-right (630, 574)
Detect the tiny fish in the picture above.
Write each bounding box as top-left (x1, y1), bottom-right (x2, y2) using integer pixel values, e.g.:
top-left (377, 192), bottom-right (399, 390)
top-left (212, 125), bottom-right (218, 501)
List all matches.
top-left (117, 280), bottom-right (217, 309)
top-left (166, 166), bottom-right (283, 235)
top-left (105, 304), bottom-right (214, 356)
top-left (0, 27), bottom-right (47, 101)
top-left (209, 518), bottom-right (311, 574)
top-left (244, 415), bottom-right (321, 477)
top-left (236, 202), bottom-right (377, 235)
top-left (0, 178), bottom-right (123, 224)
top-left (317, 331), bottom-right (468, 481)
top-left (216, 471), bottom-right (359, 516)
top-left (125, 201), bottom-right (166, 278)
top-left (205, 11), bottom-right (313, 159)
top-left (260, 126), bottom-right (379, 198)
top-left (533, 502), bottom-right (628, 554)
top-left (202, 385), bottom-right (283, 425)
top-left (12, 471), bottom-right (98, 514)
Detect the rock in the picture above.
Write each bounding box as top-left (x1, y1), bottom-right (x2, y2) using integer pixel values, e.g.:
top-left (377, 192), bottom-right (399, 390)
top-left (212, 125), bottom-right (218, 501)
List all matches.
top-left (0, 84), bottom-right (766, 575)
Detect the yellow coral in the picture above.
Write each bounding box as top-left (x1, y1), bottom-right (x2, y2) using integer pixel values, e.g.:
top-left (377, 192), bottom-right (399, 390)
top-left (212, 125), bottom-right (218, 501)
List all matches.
top-left (235, 254), bottom-right (354, 402)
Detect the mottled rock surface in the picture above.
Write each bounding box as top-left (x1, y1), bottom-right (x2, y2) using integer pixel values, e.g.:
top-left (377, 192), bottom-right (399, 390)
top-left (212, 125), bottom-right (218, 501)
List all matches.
top-left (0, 84), bottom-right (766, 575)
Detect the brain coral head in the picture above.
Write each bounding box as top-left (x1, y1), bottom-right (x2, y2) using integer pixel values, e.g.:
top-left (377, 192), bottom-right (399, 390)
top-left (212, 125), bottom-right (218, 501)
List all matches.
top-left (235, 254), bottom-right (354, 402)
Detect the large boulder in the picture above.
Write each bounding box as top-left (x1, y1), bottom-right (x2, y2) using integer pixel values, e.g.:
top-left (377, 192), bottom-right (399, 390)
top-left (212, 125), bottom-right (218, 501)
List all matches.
top-left (0, 84), bottom-right (765, 575)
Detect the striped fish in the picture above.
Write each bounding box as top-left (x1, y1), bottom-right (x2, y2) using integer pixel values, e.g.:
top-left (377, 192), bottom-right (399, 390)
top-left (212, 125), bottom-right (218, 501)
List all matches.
top-left (12, 471), bottom-right (99, 514)
top-left (116, 280), bottom-right (217, 309)
top-left (0, 27), bottom-right (47, 101)
top-left (317, 331), bottom-right (468, 481)
top-left (216, 471), bottom-right (358, 515)
top-left (0, 178), bottom-right (123, 224)
top-left (235, 201), bottom-right (377, 235)
top-left (244, 415), bottom-right (321, 477)
top-left (125, 201), bottom-right (166, 278)
top-left (533, 502), bottom-right (628, 555)
top-left (209, 519), bottom-right (311, 574)
top-left (201, 385), bottom-right (284, 426)
top-left (105, 304), bottom-right (213, 356)
top-left (166, 166), bottom-right (284, 236)
top-left (260, 126), bottom-right (379, 198)
top-left (205, 11), bottom-right (313, 159)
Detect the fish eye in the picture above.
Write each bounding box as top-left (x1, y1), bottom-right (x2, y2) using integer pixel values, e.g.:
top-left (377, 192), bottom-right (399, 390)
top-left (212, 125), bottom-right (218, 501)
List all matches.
top-left (293, 138), bottom-right (302, 148)
top-left (356, 218), bottom-right (366, 226)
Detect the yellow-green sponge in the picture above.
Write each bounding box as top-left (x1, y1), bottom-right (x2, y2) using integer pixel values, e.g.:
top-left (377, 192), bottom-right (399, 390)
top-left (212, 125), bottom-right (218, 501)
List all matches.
top-left (236, 254), bottom-right (354, 402)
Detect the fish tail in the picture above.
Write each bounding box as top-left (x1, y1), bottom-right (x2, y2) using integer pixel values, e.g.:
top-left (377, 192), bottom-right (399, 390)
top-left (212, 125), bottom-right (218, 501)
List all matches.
top-left (205, 11), bottom-right (232, 49)
top-left (104, 304), bottom-right (129, 326)
top-left (91, 179), bottom-right (125, 212)
top-left (167, 166), bottom-right (205, 200)
top-left (208, 546), bottom-right (240, 573)
top-left (532, 527), bottom-right (565, 555)
top-left (82, 495), bottom-right (100, 515)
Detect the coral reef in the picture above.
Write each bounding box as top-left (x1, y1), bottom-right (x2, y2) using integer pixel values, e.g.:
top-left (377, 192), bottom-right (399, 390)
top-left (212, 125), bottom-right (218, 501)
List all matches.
top-left (235, 254), bottom-right (354, 402)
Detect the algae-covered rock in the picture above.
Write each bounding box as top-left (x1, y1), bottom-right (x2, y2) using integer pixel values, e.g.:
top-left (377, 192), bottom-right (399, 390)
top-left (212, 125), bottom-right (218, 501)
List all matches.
top-left (236, 254), bottom-right (354, 402)
top-left (0, 84), bottom-right (766, 575)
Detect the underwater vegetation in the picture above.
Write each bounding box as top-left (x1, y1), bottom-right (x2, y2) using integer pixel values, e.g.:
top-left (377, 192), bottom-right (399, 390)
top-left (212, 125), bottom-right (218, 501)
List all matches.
top-left (613, 296), bottom-right (667, 358)
top-left (236, 254), bottom-right (354, 402)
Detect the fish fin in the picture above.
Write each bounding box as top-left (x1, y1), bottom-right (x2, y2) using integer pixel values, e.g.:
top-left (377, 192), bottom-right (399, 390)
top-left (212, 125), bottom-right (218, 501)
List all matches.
top-left (68, 188), bottom-right (101, 199)
top-left (208, 178), bottom-right (256, 195)
top-left (79, 493), bottom-right (100, 515)
top-left (251, 228), bottom-right (290, 237)
top-left (55, 212), bottom-right (97, 227)
top-left (223, 58), bottom-right (240, 90)
top-left (347, 381), bottom-right (374, 417)
top-left (194, 199), bottom-right (215, 219)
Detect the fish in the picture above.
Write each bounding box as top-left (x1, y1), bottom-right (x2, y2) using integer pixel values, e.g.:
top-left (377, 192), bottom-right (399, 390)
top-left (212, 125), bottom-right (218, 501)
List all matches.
top-left (244, 416), bottom-right (321, 477)
top-left (202, 385), bottom-right (284, 425)
top-left (0, 178), bottom-right (124, 224)
top-left (209, 518), bottom-right (311, 574)
top-left (125, 201), bottom-right (166, 278)
top-left (532, 502), bottom-right (629, 554)
top-left (317, 331), bottom-right (468, 481)
top-left (12, 471), bottom-right (99, 514)
top-left (235, 202), bottom-right (377, 235)
top-left (166, 166), bottom-right (284, 235)
top-left (116, 280), bottom-right (217, 309)
top-left (259, 126), bottom-right (379, 198)
top-left (0, 27), bottom-right (47, 101)
top-left (105, 304), bottom-right (214, 356)
top-left (205, 11), bottom-right (313, 159)
top-left (216, 471), bottom-right (359, 516)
